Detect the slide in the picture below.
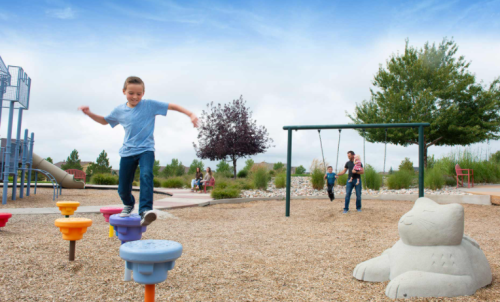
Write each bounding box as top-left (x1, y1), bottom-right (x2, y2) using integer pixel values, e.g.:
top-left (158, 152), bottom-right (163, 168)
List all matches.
top-left (31, 153), bottom-right (85, 189)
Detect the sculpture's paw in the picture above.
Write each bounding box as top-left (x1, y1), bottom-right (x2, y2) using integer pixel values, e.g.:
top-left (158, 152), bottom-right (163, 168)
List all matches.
top-left (386, 277), bottom-right (410, 299)
top-left (353, 255), bottom-right (390, 282)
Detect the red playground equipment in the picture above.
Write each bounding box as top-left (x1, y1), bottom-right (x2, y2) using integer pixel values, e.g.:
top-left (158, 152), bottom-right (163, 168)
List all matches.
top-left (65, 169), bottom-right (87, 184)
top-left (455, 164), bottom-right (474, 188)
top-left (0, 213), bottom-right (12, 228)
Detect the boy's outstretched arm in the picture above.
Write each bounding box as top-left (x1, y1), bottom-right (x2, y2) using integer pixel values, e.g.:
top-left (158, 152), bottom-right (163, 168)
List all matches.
top-left (168, 103), bottom-right (199, 127)
top-left (78, 106), bottom-right (108, 125)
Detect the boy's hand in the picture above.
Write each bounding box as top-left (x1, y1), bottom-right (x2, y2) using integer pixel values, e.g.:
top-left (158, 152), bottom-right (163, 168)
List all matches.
top-left (335, 175), bottom-right (339, 178)
top-left (190, 113), bottom-right (199, 128)
top-left (78, 106), bottom-right (90, 115)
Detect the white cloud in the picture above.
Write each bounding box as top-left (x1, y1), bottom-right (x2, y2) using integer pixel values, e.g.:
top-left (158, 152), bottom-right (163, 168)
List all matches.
top-left (45, 7), bottom-right (75, 20)
top-left (0, 32), bottom-right (499, 172)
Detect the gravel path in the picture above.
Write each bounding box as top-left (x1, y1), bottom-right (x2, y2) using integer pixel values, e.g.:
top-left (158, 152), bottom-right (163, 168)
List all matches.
top-left (1, 199), bottom-right (499, 301)
top-left (0, 188), bottom-right (166, 208)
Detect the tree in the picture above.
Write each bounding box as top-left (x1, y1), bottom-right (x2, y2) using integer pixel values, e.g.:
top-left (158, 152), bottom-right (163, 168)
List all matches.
top-left (273, 162), bottom-right (285, 171)
top-left (161, 159), bottom-right (184, 178)
top-left (348, 38), bottom-right (500, 167)
top-left (399, 158), bottom-right (414, 172)
top-left (194, 96), bottom-right (274, 178)
top-left (61, 149), bottom-right (83, 170)
top-left (243, 159), bottom-right (254, 171)
top-left (216, 160), bottom-right (231, 174)
top-left (388, 166), bottom-right (394, 175)
top-left (86, 150), bottom-right (112, 176)
top-left (153, 160), bottom-right (160, 177)
top-left (296, 165), bottom-right (306, 174)
top-left (46, 157), bottom-right (53, 164)
top-left (188, 159), bottom-right (205, 174)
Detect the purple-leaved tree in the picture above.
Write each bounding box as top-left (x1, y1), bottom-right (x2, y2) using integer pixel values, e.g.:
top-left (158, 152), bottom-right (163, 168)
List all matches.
top-left (193, 96), bottom-right (274, 178)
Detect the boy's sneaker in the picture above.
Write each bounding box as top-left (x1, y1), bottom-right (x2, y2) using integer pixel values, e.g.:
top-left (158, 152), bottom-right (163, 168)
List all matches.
top-left (343, 210), bottom-right (348, 214)
top-left (120, 205), bottom-right (134, 217)
top-left (140, 211), bottom-right (157, 226)
top-left (357, 209), bottom-right (362, 212)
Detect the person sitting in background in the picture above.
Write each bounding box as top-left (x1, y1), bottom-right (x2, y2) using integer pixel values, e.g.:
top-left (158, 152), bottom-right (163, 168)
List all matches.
top-left (191, 167), bottom-right (203, 192)
top-left (196, 167), bottom-right (213, 193)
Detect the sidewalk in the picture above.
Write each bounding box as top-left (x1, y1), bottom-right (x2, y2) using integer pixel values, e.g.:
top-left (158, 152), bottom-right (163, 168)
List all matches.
top-left (2, 189), bottom-right (213, 215)
top-left (458, 184), bottom-right (500, 205)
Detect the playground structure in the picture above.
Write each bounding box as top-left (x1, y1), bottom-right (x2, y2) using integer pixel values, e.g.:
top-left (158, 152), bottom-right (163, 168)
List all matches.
top-left (0, 212), bottom-right (12, 229)
top-left (120, 240), bottom-right (183, 302)
top-left (100, 207), bottom-right (123, 237)
top-left (282, 123), bottom-right (431, 216)
top-left (54, 201), bottom-right (91, 261)
top-left (0, 55), bottom-right (85, 205)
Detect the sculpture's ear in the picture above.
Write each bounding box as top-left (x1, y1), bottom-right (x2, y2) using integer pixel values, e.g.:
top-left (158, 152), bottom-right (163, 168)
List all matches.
top-left (413, 197), bottom-right (438, 208)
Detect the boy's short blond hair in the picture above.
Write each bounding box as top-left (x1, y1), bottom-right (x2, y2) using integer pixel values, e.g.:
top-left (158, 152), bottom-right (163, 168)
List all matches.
top-left (123, 76), bottom-right (145, 92)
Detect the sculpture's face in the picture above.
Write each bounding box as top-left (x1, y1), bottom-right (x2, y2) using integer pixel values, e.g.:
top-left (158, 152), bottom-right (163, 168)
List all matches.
top-left (399, 198), bottom-right (464, 246)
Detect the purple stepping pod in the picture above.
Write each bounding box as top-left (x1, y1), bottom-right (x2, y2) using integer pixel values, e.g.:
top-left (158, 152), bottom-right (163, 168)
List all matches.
top-left (109, 214), bottom-right (147, 244)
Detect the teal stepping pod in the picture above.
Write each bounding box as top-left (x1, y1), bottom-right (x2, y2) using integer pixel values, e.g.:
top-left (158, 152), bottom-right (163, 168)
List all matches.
top-left (119, 239), bottom-right (183, 285)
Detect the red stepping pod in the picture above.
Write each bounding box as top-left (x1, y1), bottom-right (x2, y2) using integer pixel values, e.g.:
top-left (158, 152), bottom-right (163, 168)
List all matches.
top-left (0, 213), bottom-right (12, 228)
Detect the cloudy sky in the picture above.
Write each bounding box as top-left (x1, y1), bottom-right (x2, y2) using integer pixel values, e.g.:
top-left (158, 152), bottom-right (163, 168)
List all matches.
top-left (1, 0), bottom-right (499, 172)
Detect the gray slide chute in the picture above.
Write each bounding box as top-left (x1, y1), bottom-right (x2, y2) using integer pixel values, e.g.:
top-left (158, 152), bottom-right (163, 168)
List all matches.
top-left (31, 153), bottom-right (85, 189)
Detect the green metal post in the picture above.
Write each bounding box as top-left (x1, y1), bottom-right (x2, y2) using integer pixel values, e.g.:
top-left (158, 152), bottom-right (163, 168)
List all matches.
top-left (286, 129), bottom-right (292, 217)
top-left (418, 125), bottom-right (424, 197)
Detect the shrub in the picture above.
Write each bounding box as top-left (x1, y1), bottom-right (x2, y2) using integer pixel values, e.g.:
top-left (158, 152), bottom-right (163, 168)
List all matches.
top-left (399, 157), bottom-right (414, 172)
top-left (238, 180), bottom-right (256, 190)
top-left (310, 158), bottom-right (328, 172)
top-left (444, 176), bottom-right (456, 186)
top-left (90, 173), bottom-right (119, 185)
top-left (273, 162), bottom-right (285, 171)
top-left (161, 177), bottom-right (185, 188)
top-left (237, 169), bottom-right (248, 178)
top-left (337, 174), bottom-right (348, 186)
top-left (296, 165), bottom-right (306, 175)
top-left (275, 173), bottom-right (286, 189)
top-left (491, 151), bottom-right (500, 164)
top-left (268, 170), bottom-right (276, 176)
top-left (216, 179), bottom-right (229, 189)
top-left (253, 167), bottom-right (269, 190)
top-left (387, 170), bottom-right (413, 189)
top-left (311, 168), bottom-right (325, 190)
top-left (153, 178), bottom-right (161, 188)
top-left (424, 167), bottom-right (445, 190)
top-left (133, 181), bottom-right (138, 186)
top-left (211, 188), bottom-right (241, 199)
top-left (362, 165), bottom-right (382, 190)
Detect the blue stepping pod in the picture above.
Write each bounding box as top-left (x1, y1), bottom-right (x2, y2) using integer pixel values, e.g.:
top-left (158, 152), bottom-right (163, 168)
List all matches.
top-left (120, 240), bottom-right (183, 284)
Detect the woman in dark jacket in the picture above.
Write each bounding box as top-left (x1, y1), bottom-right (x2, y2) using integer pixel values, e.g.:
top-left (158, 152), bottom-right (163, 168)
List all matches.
top-left (191, 167), bottom-right (203, 192)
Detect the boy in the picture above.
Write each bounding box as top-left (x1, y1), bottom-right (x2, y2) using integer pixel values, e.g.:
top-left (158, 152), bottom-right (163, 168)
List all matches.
top-left (324, 166), bottom-right (337, 201)
top-left (78, 76), bottom-right (198, 226)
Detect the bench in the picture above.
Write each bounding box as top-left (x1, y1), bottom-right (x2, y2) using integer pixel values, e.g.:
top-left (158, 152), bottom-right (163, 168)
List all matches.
top-left (203, 178), bottom-right (216, 193)
top-left (66, 169), bottom-right (87, 183)
top-left (455, 164), bottom-right (474, 188)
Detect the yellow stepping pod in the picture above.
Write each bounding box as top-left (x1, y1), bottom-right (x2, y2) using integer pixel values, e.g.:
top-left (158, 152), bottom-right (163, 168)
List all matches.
top-left (54, 218), bottom-right (92, 241)
top-left (56, 201), bottom-right (80, 217)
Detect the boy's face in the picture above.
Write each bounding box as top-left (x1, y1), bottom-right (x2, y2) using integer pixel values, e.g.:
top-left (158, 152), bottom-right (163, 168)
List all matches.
top-left (123, 84), bottom-right (144, 107)
top-left (327, 168), bottom-right (333, 173)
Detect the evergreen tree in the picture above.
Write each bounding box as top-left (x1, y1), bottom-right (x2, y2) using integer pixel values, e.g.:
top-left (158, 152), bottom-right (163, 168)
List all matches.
top-left (348, 38), bottom-right (500, 167)
top-left (86, 150), bottom-right (112, 176)
top-left (188, 159), bottom-right (205, 174)
top-left (243, 159), bottom-right (254, 171)
top-left (46, 157), bottom-right (53, 164)
top-left (161, 159), bottom-right (184, 178)
top-left (273, 162), bottom-right (285, 171)
top-left (388, 166), bottom-right (394, 175)
top-left (216, 160), bottom-right (231, 174)
top-left (153, 160), bottom-right (160, 177)
top-left (61, 149), bottom-right (83, 170)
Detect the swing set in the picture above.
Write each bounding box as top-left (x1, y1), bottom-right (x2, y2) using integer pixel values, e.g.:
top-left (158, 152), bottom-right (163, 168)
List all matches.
top-left (283, 123), bottom-right (430, 217)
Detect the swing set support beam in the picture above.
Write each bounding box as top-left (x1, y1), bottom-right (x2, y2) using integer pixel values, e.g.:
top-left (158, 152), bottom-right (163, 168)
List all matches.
top-left (283, 123), bottom-right (430, 217)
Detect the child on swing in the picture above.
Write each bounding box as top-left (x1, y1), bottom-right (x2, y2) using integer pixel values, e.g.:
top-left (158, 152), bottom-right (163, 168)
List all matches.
top-left (324, 166), bottom-right (337, 201)
top-left (348, 154), bottom-right (363, 185)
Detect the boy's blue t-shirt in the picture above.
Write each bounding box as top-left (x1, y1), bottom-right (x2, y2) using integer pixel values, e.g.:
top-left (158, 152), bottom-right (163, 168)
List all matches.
top-left (326, 172), bottom-right (336, 185)
top-left (104, 99), bottom-right (169, 157)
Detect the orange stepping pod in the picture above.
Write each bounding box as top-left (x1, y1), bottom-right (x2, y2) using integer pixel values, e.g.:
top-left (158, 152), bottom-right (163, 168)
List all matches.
top-left (54, 218), bottom-right (92, 261)
top-left (56, 201), bottom-right (81, 217)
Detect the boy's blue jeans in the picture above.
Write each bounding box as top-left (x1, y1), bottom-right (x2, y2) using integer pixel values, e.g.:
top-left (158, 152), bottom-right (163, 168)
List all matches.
top-left (344, 178), bottom-right (362, 211)
top-left (118, 151), bottom-right (155, 214)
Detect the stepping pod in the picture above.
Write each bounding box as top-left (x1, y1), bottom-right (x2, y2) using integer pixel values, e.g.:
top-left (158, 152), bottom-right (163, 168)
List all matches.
top-left (0, 213), bottom-right (12, 229)
top-left (56, 201), bottom-right (80, 217)
top-left (110, 214), bottom-right (147, 281)
top-left (54, 218), bottom-right (92, 261)
top-left (120, 240), bottom-right (183, 302)
top-left (100, 207), bottom-right (123, 237)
